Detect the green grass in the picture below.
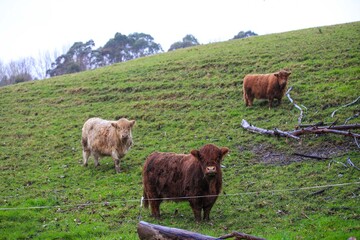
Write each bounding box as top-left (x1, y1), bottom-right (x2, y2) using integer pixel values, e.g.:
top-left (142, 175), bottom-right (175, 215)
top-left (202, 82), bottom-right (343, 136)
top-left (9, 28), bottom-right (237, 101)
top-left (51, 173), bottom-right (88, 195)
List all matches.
top-left (1, 22), bottom-right (360, 239)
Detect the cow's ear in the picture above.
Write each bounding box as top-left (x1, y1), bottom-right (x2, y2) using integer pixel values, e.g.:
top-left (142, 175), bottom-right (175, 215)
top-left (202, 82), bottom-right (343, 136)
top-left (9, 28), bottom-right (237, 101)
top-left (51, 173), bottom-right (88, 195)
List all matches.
top-left (129, 120), bottom-right (136, 127)
top-left (274, 73), bottom-right (279, 77)
top-left (220, 147), bottom-right (229, 160)
top-left (191, 150), bottom-right (201, 160)
top-left (111, 122), bottom-right (118, 129)
top-left (287, 72), bottom-right (292, 76)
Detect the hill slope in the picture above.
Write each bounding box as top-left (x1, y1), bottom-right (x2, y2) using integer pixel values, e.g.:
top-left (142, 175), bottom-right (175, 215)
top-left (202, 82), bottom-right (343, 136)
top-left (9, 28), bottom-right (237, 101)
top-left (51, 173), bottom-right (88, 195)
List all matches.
top-left (1, 22), bottom-right (359, 239)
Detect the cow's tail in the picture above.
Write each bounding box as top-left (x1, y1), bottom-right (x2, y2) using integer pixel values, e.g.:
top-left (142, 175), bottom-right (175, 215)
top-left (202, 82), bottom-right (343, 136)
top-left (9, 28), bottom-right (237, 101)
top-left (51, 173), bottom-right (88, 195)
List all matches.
top-left (81, 136), bottom-right (88, 150)
top-left (243, 85), bottom-right (247, 104)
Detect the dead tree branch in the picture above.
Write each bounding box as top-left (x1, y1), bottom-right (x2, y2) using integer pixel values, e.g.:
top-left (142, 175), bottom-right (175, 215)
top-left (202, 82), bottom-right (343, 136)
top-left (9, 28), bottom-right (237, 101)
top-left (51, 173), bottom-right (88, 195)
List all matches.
top-left (331, 96), bottom-right (360, 118)
top-left (293, 153), bottom-right (330, 160)
top-left (290, 127), bottom-right (360, 138)
top-left (137, 221), bottom-right (266, 240)
top-left (241, 119), bottom-right (300, 140)
top-left (286, 86), bottom-right (305, 124)
top-left (241, 119), bottom-right (360, 140)
top-left (347, 157), bottom-right (360, 171)
top-left (137, 221), bottom-right (218, 240)
top-left (354, 137), bottom-right (360, 148)
top-left (345, 112), bottom-right (360, 124)
top-left (219, 231), bottom-right (266, 240)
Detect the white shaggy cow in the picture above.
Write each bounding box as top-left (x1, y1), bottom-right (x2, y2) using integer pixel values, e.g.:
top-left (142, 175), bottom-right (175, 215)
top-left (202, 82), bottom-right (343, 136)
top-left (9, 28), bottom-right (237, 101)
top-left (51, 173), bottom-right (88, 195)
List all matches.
top-left (81, 117), bottom-right (135, 173)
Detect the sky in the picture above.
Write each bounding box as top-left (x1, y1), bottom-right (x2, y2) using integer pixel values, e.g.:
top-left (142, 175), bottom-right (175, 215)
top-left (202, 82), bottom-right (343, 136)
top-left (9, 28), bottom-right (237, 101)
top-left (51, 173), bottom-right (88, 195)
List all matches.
top-left (0, 0), bottom-right (359, 63)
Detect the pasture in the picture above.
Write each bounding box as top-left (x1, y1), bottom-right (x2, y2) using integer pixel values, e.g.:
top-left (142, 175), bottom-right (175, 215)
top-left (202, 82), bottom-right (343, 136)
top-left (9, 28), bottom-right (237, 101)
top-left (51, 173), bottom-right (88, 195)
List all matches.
top-left (1, 22), bottom-right (359, 239)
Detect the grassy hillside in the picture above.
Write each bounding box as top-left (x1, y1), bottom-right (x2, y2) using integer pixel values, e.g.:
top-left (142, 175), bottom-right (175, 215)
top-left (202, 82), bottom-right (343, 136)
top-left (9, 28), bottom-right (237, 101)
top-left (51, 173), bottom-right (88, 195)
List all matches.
top-left (1, 22), bottom-right (359, 239)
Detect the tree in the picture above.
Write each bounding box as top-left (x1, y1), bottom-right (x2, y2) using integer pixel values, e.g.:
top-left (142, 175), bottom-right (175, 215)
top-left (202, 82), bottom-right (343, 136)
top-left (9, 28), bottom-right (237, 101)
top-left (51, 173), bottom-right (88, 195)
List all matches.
top-left (102, 33), bottom-right (130, 64)
top-left (233, 30), bottom-right (258, 39)
top-left (33, 49), bottom-right (62, 80)
top-left (0, 58), bottom-right (34, 86)
top-left (168, 34), bottom-right (200, 51)
top-left (46, 40), bottom-right (95, 77)
top-left (128, 33), bottom-right (163, 59)
top-left (0, 60), bottom-right (6, 86)
top-left (102, 32), bottom-right (163, 64)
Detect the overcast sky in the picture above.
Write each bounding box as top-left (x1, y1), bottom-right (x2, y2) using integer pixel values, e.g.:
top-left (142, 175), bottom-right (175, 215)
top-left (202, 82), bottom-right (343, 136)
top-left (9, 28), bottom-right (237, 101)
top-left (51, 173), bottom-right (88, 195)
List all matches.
top-left (1, 0), bottom-right (359, 63)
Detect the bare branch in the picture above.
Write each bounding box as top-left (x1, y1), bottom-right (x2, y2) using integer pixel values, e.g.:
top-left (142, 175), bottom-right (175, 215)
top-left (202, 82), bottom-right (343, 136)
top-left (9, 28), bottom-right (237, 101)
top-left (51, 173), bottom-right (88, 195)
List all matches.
top-left (293, 153), bottom-right (330, 160)
top-left (354, 137), bottom-right (360, 148)
top-left (219, 231), bottom-right (266, 240)
top-left (345, 112), bottom-right (360, 124)
top-left (331, 96), bottom-right (360, 118)
top-left (241, 119), bottom-right (360, 140)
top-left (241, 119), bottom-right (300, 140)
top-left (286, 86), bottom-right (305, 124)
top-left (347, 157), bottom-right (360, 171)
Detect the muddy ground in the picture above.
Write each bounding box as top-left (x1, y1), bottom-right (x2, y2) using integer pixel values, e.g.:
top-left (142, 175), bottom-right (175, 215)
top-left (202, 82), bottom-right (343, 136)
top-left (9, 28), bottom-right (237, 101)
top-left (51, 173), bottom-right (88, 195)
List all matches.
top-left (238, 137), bottom-right (359, 165)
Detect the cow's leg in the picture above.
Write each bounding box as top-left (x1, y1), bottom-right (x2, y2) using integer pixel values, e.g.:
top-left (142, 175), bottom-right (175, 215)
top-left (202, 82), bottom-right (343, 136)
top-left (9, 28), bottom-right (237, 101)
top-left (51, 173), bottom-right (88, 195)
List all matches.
top-left (245, 91), bottom-right (254, 107)
top-left (150, 200), bottom-right (161, 219)
top-left (82, 150), bottom-right (90, 166)
top-left (203, 197), bottom-right (216, 221)
top-left (93, 154), bottom-right (100, 167)
top-left (114, 159), bottom-right (121, 173)
top-left (244, 92), bottom-right (249, 106)
top-left (189, 200), bottom-right (202, 222)
top-left (268, 97), bottom-right (274, 109)
top-left (203, 207), bottom-right (212, 221)
top-left (248, 93), bottom-right (254, 107)
top-left (112, 152), bottom-right (123, 173)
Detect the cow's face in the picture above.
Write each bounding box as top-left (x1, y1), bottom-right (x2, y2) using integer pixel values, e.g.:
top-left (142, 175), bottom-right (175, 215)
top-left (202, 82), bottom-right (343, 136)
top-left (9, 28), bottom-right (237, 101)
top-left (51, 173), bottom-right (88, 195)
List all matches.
top-left (112, 118), bottom-right (135, 140)
top-left (274, 70), bottom-right (291, 88)
top-left (191, 144), bottom-right (229, 178)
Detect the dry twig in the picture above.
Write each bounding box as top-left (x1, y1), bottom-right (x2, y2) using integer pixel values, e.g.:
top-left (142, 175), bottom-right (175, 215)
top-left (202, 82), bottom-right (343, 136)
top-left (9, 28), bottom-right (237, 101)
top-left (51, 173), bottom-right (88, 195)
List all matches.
top-left (286, 86), bottom-right (305, 124)
top-left (331, 96), bottom-right (360, 118)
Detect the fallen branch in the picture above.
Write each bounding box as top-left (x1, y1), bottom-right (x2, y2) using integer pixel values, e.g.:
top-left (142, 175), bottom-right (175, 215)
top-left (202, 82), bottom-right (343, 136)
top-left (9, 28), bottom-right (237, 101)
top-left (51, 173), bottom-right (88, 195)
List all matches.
top-left (331, 96), bottom-right (360, 118)
top-left (328, 160), bottom-right (348, 169)
top-left (298, 122), bottom-right (327, 128)
top-left (354, 137), bottom-right (360, 148)
top-left (345, 112), bottom-right (360, 124)
top-left (347, 157), bottom-right (360, 171)
top-left (290, 127), bottom-right (360, 138)
top-left (286, 86), bottom-right (305, 124)
top-left (137, 221), bottom-right (217, 240)
top-left (297, 123), bottom-right (360, 129)
top-left (219, 232), bottom-right (266, 240)
top-left (241, 119), bottom-right (300, 140)
top-left (137, 221), bottom-right (266, 240)
top-left (308, 187), bottom-right (331, 197)
top-left (241, 119), bottom-right (360, 140)
top-left (293, 153), bottom-right (330, 160)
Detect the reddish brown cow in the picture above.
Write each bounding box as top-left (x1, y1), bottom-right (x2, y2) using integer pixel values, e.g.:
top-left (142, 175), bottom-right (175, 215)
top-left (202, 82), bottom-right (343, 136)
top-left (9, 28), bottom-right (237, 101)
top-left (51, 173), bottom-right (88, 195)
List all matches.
top-left (243, 70), bottom-right (291, 108)
top-left (142, 144), bottom-right (229, 222)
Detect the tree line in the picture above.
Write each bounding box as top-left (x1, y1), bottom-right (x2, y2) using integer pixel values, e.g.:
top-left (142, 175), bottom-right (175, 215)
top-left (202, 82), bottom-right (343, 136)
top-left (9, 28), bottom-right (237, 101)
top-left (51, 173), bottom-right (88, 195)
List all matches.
top-left (0, 30), bottom-right (257, 87)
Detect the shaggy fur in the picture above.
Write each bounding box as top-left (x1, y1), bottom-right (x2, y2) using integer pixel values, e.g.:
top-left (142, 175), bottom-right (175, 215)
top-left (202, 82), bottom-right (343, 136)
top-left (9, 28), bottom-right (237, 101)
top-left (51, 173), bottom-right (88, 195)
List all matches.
top-left (243, 69), bottom-right (291, 108)
top-left (81, 117), bottom-right (135, 173)
top-left (142, 144), bottom-right (229, 221)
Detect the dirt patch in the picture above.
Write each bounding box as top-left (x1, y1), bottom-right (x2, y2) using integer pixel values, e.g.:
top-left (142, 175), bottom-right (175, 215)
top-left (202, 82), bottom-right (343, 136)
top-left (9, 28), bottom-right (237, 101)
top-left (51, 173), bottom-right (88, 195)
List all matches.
top-left (239, 138), bottom-right (358, 165)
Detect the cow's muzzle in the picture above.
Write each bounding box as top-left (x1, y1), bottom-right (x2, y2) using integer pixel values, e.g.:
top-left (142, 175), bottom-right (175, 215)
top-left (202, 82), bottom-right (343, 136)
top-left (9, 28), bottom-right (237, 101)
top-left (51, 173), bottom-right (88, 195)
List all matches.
top-left (121, 134), bottom-right (129, 140)
top-left (205, 166), bottom-right (217, 176)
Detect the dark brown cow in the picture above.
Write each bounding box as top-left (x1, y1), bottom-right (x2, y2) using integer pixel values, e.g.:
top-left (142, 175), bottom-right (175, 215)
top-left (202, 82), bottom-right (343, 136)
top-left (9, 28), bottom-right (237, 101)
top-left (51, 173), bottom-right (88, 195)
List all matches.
top-left (243, 69), bottom-right (291, 108)
top-left (142, 144), bottom-right (229, 221)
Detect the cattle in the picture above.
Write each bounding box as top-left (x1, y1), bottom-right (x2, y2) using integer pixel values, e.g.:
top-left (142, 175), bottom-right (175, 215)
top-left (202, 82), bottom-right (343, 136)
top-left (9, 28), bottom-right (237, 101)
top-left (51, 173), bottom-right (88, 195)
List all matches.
top-left (142, 144), bottom-right (229, 221)
top-left (243, 69), bottom-right (291, 108)
top-left (81, 117), bottom-right (135, 173)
